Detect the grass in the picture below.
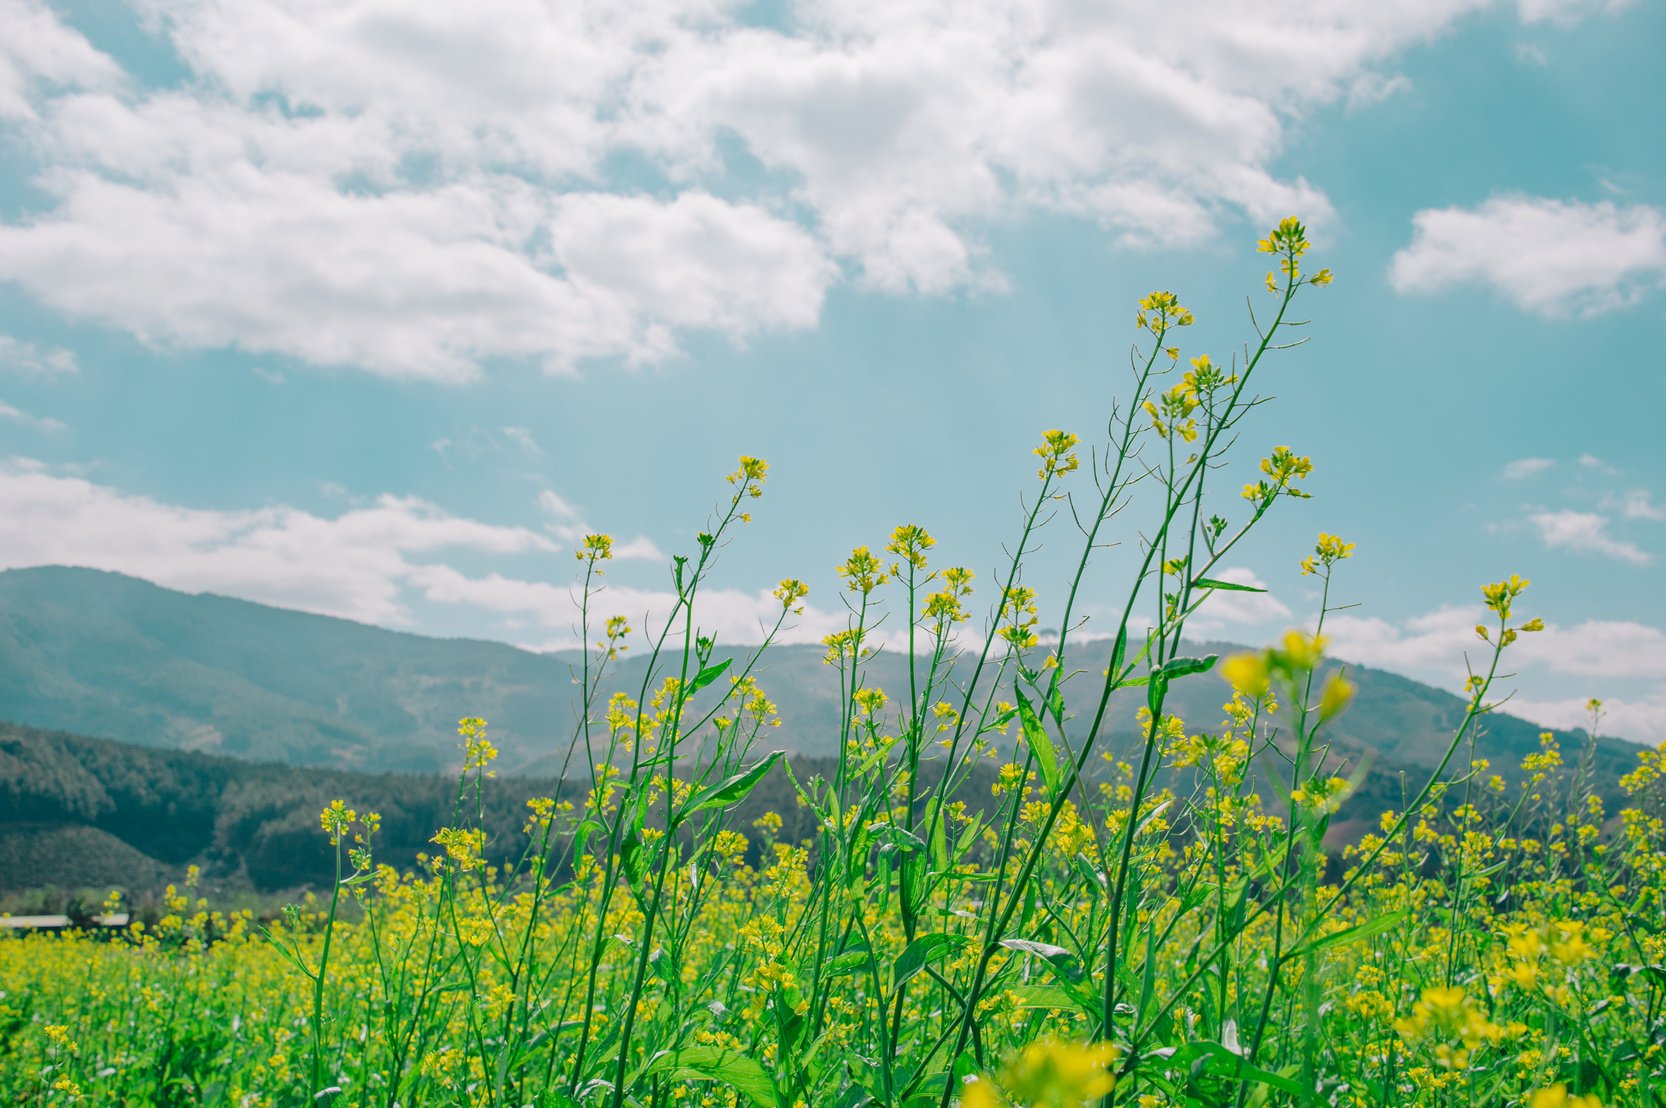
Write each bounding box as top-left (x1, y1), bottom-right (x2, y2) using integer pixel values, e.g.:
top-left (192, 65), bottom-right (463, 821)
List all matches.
top-left (2, 218), bottom-right (1661, 1107)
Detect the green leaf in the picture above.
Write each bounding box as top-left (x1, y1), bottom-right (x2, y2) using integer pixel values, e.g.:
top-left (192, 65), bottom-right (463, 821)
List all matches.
top-left (1285, 909), bottom-right (1406, 962)
top-left (688, 657), bottom-right (733, 695)
top-left (1159, 654), bottom-right (1219, 680)
top-left (1044, 668), bottom-right (1067, 728)
top-left (1164, 1042), bottom-right (1305, 1097)
top-left (619, 827), bottom-right (644, 887)
top-left (1005, 984), bottom-right (1090, 1012)
top-left (1014, 688), bottom-right (1060, 794)
top-left (680, 751), bottom-right (786, 822)
top-left (570, 816), bottom-right (604, 862)
top-left (894, 932), bottom-right (971, 988)
top-left (999, 938), bottom-right (1085, 984)
top-left (824, 949), bottom-right (870, 981)
top-left (999, 937), bottom-right (1071, 960)
top-left (1191, 577), bottom-right (1267, 593)
top-left (869, 822), bottom-right (927, 855)
top-left (927, 797), bottom-right (949, 874)
top-left (651, 1047), bottom-right (779, 1108)
top-left (1107, 625), bottom-right (1128, 684)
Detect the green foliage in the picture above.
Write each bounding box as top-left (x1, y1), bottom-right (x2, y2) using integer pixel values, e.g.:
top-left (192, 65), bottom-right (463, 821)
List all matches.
top-left (3, 220), bottom-right (1658, 1108)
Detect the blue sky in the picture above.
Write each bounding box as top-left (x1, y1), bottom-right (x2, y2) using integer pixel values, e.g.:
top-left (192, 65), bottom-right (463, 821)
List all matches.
top-left (1, 0), bottom-right (1663, 741)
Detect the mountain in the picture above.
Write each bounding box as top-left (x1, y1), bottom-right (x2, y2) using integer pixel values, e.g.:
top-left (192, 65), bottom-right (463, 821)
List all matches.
top-left (0, 566), bottom-right (1651, 899)
top-left (0, 566), bottom-right (1642, 786)
top-left (0, 720), bottom-right (826, 898)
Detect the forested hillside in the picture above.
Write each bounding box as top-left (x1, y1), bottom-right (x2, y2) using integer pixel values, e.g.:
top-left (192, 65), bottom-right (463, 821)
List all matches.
top-left (0, 721), bottom-right (825, 895)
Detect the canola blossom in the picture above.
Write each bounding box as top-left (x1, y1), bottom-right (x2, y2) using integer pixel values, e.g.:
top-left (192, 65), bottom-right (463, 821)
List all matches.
top-left (4, 221), bottom-right (1657, 1107)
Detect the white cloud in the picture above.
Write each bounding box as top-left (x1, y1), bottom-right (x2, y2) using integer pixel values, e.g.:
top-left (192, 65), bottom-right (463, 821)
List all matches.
top-left (1502, 456), bottom-right (1555, 479)
top-left (1521, 619), bottom-right (1666, 680)
top-left (0, 400), bottom-right (65, 432)
top-left (1507, 693), bottom-right (1666, 745)
top-left (0, 334), bottom-right (78, 376)
top-left (1613, 489), bottom-right (1666, 522)
top-left (1332, 606), bottom-right (1666, 683)
top-left (0, 456), bottom-right (827, 646)
top-left (1389, 196), bottom-right (1666, 316)
top-left (1324, 602), bottom-right (1666, 742)
top-left (0, 455), bottom-right (851, 652)
top-left (1530, 509), bottom-right (1651, 565)
top-left (1326, 604), bottom-right (1486, 676)
top-left (0, 166), bottom-right (824, 380)
top-left (0, 1), bottom-right (1631, 377)
top-left (536, 487), bottom-right (663, 562)
top-left (1185, 567), bottom-right (1292, 636)
top-left (0, 0), bottom-right (124, 120)
top-left (548, 191), bottom-right (836, 344)
top-left (0, 456), bottom-right (557, 624)
top-left (1515, 0), bottom-right (1633, 26)
top-left (404, 562), bottom-right (846, 650)
top-left (1346, 72), bottom-right (1413, 110)
top-left (499, 426), bottom-right (542, 458)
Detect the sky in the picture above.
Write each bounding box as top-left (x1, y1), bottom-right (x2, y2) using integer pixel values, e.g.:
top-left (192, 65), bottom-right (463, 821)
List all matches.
top-left (1, 0), bottom-right (1663, 743)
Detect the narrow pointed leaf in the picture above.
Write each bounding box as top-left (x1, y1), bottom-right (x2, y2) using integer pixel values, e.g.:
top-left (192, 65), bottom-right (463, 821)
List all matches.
top-left (1014, 688), bottom-right (1060, 794)
top-left (688, 657), bottom-right (734, 695)
top-left (1191, 577), bottom-right (1267, 593)
top-left (680, 751), bottom-right (785, 822)
top-left (894, 932), bottom-right (970, 987)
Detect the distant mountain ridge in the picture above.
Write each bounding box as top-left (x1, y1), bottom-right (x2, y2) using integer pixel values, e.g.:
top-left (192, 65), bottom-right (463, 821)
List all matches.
top-left (0, 566), bottom-right (1643, 785)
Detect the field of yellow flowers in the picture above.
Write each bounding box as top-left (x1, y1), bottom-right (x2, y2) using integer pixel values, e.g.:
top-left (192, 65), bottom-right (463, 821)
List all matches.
top-left (4, 220), bottom-right (1662, 1107)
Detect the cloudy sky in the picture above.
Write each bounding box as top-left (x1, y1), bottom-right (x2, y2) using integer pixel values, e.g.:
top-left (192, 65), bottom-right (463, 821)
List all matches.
top-left (1, 0), bottom-right (1663, 742)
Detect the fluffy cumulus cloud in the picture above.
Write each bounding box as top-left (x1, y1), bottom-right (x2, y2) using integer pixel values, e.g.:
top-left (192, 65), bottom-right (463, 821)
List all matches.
top-left (0, 457), bottom-right (839, 645)
top-left (0, 0), bottom-right (1627, 378)
top-left (1530, 509), bottom-right (1652, 565)
top-left (1326, 602), bottom-right (1666, 742)
top-left (0, 457), bottom-right (557, 623)
top-left (1184, 567), bottom-right (1292, 636)
top-left (0, 0), bottom-right (124, 120)
top-left (1389, 195), bottom-right (1666, 315)
top-left (1508, 693), bottom-right (1666, 745)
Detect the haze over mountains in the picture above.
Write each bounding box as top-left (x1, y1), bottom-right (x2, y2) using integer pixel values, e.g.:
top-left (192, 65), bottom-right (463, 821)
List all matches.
top-left (0, 565), bottom-right (1645, 780)
top-left (2, 565), bottom-right (1652, 898)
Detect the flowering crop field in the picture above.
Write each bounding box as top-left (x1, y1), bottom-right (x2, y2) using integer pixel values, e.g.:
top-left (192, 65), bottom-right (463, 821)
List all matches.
top-left (4, 221), bottom-right (1662, 1107)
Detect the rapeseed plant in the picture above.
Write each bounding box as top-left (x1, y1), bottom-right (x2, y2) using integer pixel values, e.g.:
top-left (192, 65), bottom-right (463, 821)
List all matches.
top-left (3, 218), bottom-right (1658, 1107)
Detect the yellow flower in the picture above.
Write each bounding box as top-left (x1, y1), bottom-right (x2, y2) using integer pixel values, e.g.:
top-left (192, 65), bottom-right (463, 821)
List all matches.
top-left (319, 799), bottom-right (357, 845)
top-left (1034, 429), bottom-right (1081, 479)
top-left (459, 717), bottom-right (497, 773)
top-left (1529, 1087), bottom-right (1603, 1108)
top-left (1318, 672), bottom-right (1356, 721)
top-left (837, 547), bottom-right (889, 594)
top-left (577, 532), bottom-right (613, 562)
top-left (1276, 629), bottom-right (1327, 674)
top-left (1481, 574), bottom-right (1529, 619)
top-left (885, 523), bottom-right (935, 570)
top-left (1221, 652), bottom-right (1270, 698)
top-left (728, 455), bottom-right (769, 498)
top-left (964, 1039), bottom-right (1117, 1108)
